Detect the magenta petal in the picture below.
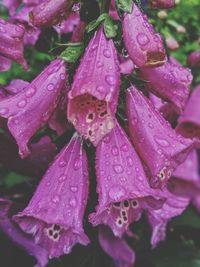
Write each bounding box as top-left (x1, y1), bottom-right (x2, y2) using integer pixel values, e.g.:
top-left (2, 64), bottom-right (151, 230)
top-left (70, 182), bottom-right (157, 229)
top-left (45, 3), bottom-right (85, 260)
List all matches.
top-left (54, 12), bottom-right (80, 34)
top-left (0, 59), bottom-right (66, 158)
top-left (0, 18), bottom-right (28, 69)
top-left (89, 122), bottom-right (164, 237)
top-left (0, 55), bottom-right (12, 72)
top-left (13, 134), bottom-right (90, 259)
top-left (29, 0), bottom-right (71, 28)
top-left (122, 3), bottom-right (166, 67)
top-left (99, 226), bottom-right (135, 267)
top-left (67, 28), bottom-right (120, 145)
top-left (3, 0), bottom-right (22, 16)
top-left (71, 21), bottom-right (86, 43)
top-left (149, 0), bottom-right (175, 9)
top-left (0, 198), bottom-right (48, 267)
top-left (166, 36), bottom-right (179, 50)
top-left (5, 79), bottom-right (29, 95)
top-left (147, 190), bottom-right (189, 248)
top-left (187, 50), bottom-right (200, 67)
top-left (140, 60), bottom-right (193, 113)
top-left (177, 85), bottom-right (200, 138)
top-left (120, 58), bottom-right (135, 75)
top-left (126, 86), bottom-right (195, 189)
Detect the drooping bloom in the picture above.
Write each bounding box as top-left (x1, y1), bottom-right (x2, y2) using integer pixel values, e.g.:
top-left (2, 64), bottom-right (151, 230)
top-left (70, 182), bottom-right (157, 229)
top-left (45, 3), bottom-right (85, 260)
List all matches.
top-left (0, 198), bottom-right (48, 267)
top-left (3, 0), bottom-right (22, 15)
top-left (0, 133), bottom-right (57, 177)
top-left (89, 122), bottom-right (164, 237)
top-left (29, 0), bottom-right (72, 28)
top-left (67, 27), bottom-right (120, 145)
top-left (99, 226), bottom-right (135, 267)
top-left (0, 59), bottom-right (67, 158)
top-left (54, 12), bottom-right (80, 35)
top-left (147, 190), bottom-right (189, 248)
top-left (187, 50), bottom-right (200, 67)
top-left (0, 18), bottom-right (28, 69)
top-left (177, 85), bottom-right (200, 138)
top-left (0, 55), bottom-right (12, 72)
top-left (122, 3), bottom-right (166, 67)
top-left (119, 53), bottom-right (135, 75)
top-left (149, 0), bottom-right (175, 9)
top-left (166, 36), bottom-right (179, 50)
top-left (14, 134), bottom-right (90, 259)
top-left (140, 60), bottom-right (193, 113)
top-left (126, 86), bottom-right (195, 189)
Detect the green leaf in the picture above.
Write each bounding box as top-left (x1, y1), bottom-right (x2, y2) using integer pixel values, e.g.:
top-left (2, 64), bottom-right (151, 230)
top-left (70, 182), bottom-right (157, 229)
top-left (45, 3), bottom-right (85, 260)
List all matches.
top-left (60, 43), bottom-right (84, 63)
top-left (3, 172), bottom-right (31, 188)
top-left (103, 17), bottom-right (118, 38)
top-left (116, 0), bottom-right (133, 13)
top-left (171, 207), bottom-right (200, 229)
top-left (86, 13), bottom-right (109, 33)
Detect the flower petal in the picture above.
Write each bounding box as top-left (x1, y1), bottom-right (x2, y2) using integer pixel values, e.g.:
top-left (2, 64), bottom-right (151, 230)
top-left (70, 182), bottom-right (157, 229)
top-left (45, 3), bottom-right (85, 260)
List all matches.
top-left (126, 86), bottom-right (195, 189)
top-left (0, 55), bottom-right (12, 72)
top-left (187, 50), bottom-right (200, 68)
top-left (0, 59), bottom-right (67, 158)
top-left (14, 134), bottom-right (90, 259)
top-left (149, 0), bottom-right (175, 9)
top-left (67, 27), bottom-right (120, 145)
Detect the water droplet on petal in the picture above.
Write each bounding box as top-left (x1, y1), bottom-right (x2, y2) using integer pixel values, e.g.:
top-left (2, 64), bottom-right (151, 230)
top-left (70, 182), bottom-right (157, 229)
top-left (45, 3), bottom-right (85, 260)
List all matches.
top-left (103, 49), bottom-right (111, 58)
top-left (58, 175), bottom-right (67, 182)
top-left (154, 136), bottom-right (170, 147)
top-left (113, 164), bottom-right (124, 174)
top-left (47, 83), bottom-right (54, 91)
top-left (25, 87), bottom-right (36, 97)
top-left (136, 33), bottom-right (150, 46)
top-left (52, 196), bottom-right (59, 203)
top-left (74, 158), bottom-right (82, 170)
top-left (17, 99), bottom-right (27, 108)
top-left (69, 197), bottom-right (77, 207)
top-left (59, 160), bottom-right (67, 167)
top-left (70, 186), bottom-right (78, 193)
top-left (127, 156), bottom-right (134, 167)
top-left (105, 75), bottom-right (116, 86)
top-left (111, 146), bottom-right (119, 156)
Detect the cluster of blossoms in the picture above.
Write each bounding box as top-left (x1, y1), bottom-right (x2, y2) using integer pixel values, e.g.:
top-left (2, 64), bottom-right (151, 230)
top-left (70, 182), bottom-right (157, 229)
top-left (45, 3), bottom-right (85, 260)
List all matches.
top-left (0, 0), bottom-right (200, 266)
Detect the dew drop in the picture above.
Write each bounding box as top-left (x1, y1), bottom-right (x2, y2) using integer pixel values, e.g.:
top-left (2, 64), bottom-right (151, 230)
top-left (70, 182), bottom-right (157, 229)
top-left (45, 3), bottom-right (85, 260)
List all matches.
top-left (154, 136), bottom-right (170, 147)
top-left (52, 196), bottom-right (59, 203)
top-left (47, 83), bottom-right (54, 91)
top-left (103, 49), bottom-right (111, 58)
top-left (105, 75), bottom-right (116, 86)
top-left (113, 164), bottom-right (124, 174)
top-left (111, 146), bottom-right (119, 156)
top-left (25, 87), bottom-right (36, 97)
top-left (58, 175), bottom-right (67, 182)
top-left (127, 156), bottom-right (134, 167)
top-left (59, 160), bottom-right (67, 167)
top-left (74, 158), bottom-right (82, 170)
top-left (136, 33), bottom-right (150, 46)
top-left (70, 186), bottom-right (78, 193)
top-left (17, 99), bottom-right (27, 108)
top-left (69, 197), bottom-right (77, 207)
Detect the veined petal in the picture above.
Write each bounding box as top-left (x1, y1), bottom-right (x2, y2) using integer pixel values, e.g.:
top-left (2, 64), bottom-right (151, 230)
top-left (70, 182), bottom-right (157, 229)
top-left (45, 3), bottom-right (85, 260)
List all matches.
top-left (67, 27), bottom-right (120, 145)
top-left (122, 3), bottom-right (166, 67)
top-left (99, 226), bottom-right (135, 267)
top-left (0, 59), bottom-right (67, 158)
top-left (14, 134), bottom-right (90, 259)
top-left (126, 86), bottom-right (195, 189)
top-left (89, 122), bottom-right (164, 237)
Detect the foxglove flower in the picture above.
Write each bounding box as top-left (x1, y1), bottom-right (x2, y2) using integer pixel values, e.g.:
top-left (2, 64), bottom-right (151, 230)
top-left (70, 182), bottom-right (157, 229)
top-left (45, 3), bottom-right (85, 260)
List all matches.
top-left (177, 85), bottom-right (200, 138)
top-left (71, 21), bottom-right (86, 43)
top-left (166, 36), bottom-right (179, 50)
top-left (147, 190), bottom-right (189, 248)
top-left (14, 134), bottom-right (90, 259)
top-left (0, 133), bottom-right (57, 177)
top-left (119, 54), bottom-right (135, 75)
top-left (54, 12), bottom-right (80, 35)
top-left (0, 198), bottom-right (48, 267)
top-left (99, 226), bottom-right (135, 267)
top-left (0, 59), bottom-right (66, 158)
top-left (3, 0), bottom-right (22, 15)
top-left (0, 55), bottom-right (12, 72)
top-left (187, 50), bottom-right (200, 67)
top-left (89, 122), bottom-right (164, 237)
top-left (29, 0), bottom-right (72, 28)
top-left (67, 28), bottom-right (120, 145)
top-left (0, 18), bottom-right (28, 69)
top-left (149, 0), bottom-right (175, 9)
top-left (5, 79), bottom-right (29, 95)
top-left (122, 3), bottom-right (166, 67)
top-left (140, 60), bottom-right (193, 113)
top-left (126, 86), bottom-right (195, 189)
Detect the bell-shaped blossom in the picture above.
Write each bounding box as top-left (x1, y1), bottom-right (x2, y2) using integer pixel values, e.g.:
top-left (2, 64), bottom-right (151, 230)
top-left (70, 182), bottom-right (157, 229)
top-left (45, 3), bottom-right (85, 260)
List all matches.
top-left (67, 28), bottom-right (120, 145)
top-left (0, 55), bottom-right (12, 72)
top-left (126, 86), bottom-right (195, 189)
top-left (99, 226), bottom-right (135, 267)
top-left (54, 12), bottom-right (80, 35)
top-left (147, 190), bottom-right (189, 248)
top-left (14, 134), bottom-right (90, 259)
top-left (122, 3), bottom-right (166, 67)
top-left (3, 0), bottom-right (22, 15)
top-left (0, 198), bottom-right (48, 267)
top-left (0, 18), bottom-right (28, 69)
top-left (0, 59), bottom-right (67, 158)
top-left (140, 60), bottom-right (193, 113)
top-left (119, 53), bottom-right (135, 75)
top-left (166, 36), bottom-right (179, 50)
top-left (89, 122), bottom-right (164, 237)
top-left (29, 0), bottom-right (72, 28)
top-left (177, 85), bottom-right (200, 138)
top-left (187, 50), bottom-right (200, 67)
top-left (149, 0), bottom-right (175, 9)
top-left (0, 133), bottom-right (57, 177)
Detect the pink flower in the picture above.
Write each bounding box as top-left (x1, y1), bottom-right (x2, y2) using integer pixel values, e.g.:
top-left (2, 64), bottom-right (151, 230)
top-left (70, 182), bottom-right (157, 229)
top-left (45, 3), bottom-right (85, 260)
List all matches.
top-left (166, 36), bottom-right (179, 50)
top-left (149, 0), bottom-right (175, 9)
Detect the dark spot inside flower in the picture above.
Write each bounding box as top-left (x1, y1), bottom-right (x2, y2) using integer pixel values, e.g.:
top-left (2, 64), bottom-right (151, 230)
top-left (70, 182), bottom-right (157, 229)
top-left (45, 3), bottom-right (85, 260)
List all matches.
top-left (118, 219), bottom-right (122, 225)
top-left (86, 101), bottom-right (91, 105)
top-left (122, 211), bottom-right (126, 216)
top-left (88, 130), bottom-right (92, 136)
top-left (53, 224), bottom-right (60, 231)
top-left (100, 111), bottom-right (108, 117)
top-left (49, 230), bottom-right (53, 236)
top-left (123, 200), bottom-right (130, 208)
top-left (132, 200), bottom-right (138, 208)
top-left (91, 96), bottom-right (96, 101)
top-left (88, 113), bottom-right (94, 120)
top-left (53, 233), bottom-right (58, 239)
top-left (113, 202), bottom-right (120, 208)
top-left (123, 216), bottom-right (128, 222)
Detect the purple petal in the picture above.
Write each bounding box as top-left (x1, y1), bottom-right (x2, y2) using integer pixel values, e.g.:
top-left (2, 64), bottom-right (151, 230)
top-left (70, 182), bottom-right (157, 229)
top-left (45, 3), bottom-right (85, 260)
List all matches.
top-left (89, 122), bottom-right (164, 237)
top-left (177, 85), bottom-right (200, 138)
top-left (71, 21), bottom-right (86, 43)
top-left (0, 18), bottom-right (28, 69)
top-left (149, 0), bottom-right (175, 9)
top-left (119, 58), bottom-right (135, 75)
top-left (122, 3), bottom-right (166, 67)
top-left (29, 0), bottom-right (71, 28)
top-left (54, 12), bottom-right (80, 34)
top-left (187, 50), bottom-right (200, 67)
top-left (0, 198), bottom-right (48, 267)
top-left (67, 28), bottom-right (120, 145)
top-left (140, 60), bottom-right (193, 113)
top-left (3, 0), bottom-right (22, 16)
top-left (99, 226), bottom-right (135, 267)
top-left (126, 86), bottom-right (195, 189)
top-left (147, 190), bottom-right (189, 248)
top-left (5, 79), bottom-right (29, 95)
top-left (0, 55), bottom-right (12, 72)
top-left (0, 59), bottom-right (67, 158)
top-left (14, 134), bottom-right (90, 259)
top-left (166, 36), bottom-right (179, 50)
